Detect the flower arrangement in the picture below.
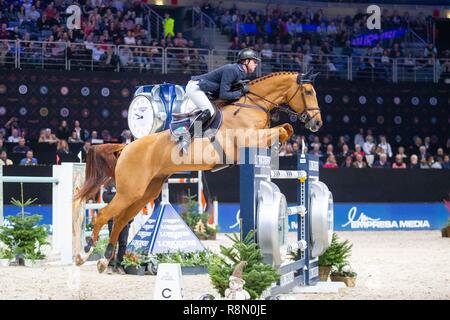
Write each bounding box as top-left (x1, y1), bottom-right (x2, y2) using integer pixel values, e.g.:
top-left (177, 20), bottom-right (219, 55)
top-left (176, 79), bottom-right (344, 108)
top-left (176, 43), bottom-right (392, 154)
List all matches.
top-left (121, 251), bottom-right (149, 269)
top-left (330, 263), bottom-right (357, 287)
top-left (331, 263), bottom-right (357, 277)
top-left (156, 250), bottom-right (219, 267)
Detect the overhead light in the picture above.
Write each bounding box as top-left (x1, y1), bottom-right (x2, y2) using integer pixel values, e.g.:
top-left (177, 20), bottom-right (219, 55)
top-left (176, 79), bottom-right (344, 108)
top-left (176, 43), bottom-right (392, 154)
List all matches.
top-left (446, 10), bottom-right (450, 19)
top-left (155, 0), bottom-right (164, 5)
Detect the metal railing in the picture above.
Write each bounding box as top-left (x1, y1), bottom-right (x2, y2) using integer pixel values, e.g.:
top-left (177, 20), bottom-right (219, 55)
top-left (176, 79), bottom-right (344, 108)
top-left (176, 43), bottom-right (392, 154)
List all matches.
top-left (0, 40), bottom-right (17, 68)
top-left (166, 47), bottom-right (210, 75)
top-left (18, 40), bottom-right (67, 70)
top-left (117, 45), bottom-right (164, 73)
top-left (351, 56), bottom-right (395, 82)
top-left (68, 42), bottom-right (117, 71)
top-left (191, 8), bottom-right (216, 50)
top-left (144, 5), bottom-right (164, 42)
top-left (6, 39), bottom-right (447, 83)
top-left (397, 57), bottom-right (436, 83)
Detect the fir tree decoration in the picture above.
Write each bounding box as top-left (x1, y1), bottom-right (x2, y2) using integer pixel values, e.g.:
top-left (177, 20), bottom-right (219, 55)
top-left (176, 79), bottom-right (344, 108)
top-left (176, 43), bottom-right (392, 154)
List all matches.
top-left (0, 183), bottom-right (48, 258)
top-left (194, 220), bottom-right (206, 234)
top-left (208, 230), bottom-right (279, 300)
top-left (180, 190), bottom-right (217, 239)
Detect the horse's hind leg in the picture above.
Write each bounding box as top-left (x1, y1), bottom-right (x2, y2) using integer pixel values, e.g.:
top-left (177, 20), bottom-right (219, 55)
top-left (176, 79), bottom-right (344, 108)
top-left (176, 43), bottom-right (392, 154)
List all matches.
top-left (97, 176), bottom-right (167, 273)
top-left (75, 187), bottom-right (145, 266)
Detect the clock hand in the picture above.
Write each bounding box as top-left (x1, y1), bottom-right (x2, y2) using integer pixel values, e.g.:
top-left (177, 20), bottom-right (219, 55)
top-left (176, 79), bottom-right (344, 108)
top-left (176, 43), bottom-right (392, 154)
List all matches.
top-left (134, 113), bottom-right (143, 120)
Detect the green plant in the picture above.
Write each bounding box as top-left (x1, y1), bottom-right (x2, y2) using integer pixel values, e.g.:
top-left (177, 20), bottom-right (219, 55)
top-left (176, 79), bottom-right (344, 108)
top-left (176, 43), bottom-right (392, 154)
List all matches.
top-left (318, 233), bottom-right (353, 267)
top-left (24, 250), bottom-right (45, 261)
top-left (331, 263), bottom-right (357, 277)
top-left (121, 251), bottom-right (150, 269)
top-left (208, 231), bottom-right (280, 300)
top-left (156, 250), bottom-right (219, 267)
top-left (92, 237), bottom-right (109, 255)
top-left (0, 183), bottom-right (48, 258)
top-left (0, 247), bottom-right (14, 260)
top-left (180, 192), bottom-right (216, 239)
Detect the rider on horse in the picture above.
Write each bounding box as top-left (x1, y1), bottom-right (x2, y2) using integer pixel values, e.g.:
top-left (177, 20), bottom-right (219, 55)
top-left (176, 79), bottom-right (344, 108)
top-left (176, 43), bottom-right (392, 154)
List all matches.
top-left (185, 48), bottom-right (261, 134)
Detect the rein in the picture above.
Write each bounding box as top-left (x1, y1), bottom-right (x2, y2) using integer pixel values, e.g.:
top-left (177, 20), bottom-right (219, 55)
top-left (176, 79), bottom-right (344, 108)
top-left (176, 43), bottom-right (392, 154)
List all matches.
top-left (232, 83), bottom-right (321, 127)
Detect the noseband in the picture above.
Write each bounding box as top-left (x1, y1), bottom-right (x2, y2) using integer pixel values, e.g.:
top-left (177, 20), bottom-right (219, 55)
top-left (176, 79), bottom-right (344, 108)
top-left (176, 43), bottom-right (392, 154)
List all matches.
top-left (233, 82), bottom-right (321, 127)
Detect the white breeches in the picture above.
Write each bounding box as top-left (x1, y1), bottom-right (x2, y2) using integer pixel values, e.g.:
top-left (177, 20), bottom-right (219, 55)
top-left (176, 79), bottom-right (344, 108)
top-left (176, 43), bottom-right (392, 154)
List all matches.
top-left (185, 80), bottom-right (215, 115)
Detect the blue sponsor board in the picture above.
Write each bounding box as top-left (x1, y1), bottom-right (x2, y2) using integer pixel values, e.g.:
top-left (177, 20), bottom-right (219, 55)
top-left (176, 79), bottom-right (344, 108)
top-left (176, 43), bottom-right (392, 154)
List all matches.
top-left (3, 205), bottom-right (53, 232)
top-left (4, 203), bottom-right (448, 233)
top-left (331, 203), bottom-right (448, 231)
top-left (210, 203), bottom-right (448, 232)
top-left (351, 28), bottom-right (407, 46)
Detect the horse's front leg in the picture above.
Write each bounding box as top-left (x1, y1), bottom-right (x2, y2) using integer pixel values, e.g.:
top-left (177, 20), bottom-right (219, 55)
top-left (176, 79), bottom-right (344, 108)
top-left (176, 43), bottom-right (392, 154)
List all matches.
top-left (254, 124), bottom-right (293, 148)
top-left (272, 123), bottom-right (294, 143)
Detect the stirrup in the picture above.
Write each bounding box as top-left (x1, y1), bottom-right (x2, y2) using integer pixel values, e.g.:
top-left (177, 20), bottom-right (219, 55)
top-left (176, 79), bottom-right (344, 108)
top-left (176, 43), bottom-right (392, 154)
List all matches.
top-left (189, 109), bottom-right (212, 137)
top-left (177, 135), bottom-right (190, 155)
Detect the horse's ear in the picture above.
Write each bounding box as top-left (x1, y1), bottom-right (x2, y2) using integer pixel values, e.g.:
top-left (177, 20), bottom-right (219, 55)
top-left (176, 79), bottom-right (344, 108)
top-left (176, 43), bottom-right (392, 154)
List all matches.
top-left (297, 70), bottom-right (318, 84)
top-left (310, 72), bottom-right (320, 82)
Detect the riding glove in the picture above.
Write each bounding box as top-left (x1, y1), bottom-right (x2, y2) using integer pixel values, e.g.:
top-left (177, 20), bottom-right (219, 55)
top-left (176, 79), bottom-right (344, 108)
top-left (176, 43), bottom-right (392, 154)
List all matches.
top-left (241, 84), bottom-right (250, 95)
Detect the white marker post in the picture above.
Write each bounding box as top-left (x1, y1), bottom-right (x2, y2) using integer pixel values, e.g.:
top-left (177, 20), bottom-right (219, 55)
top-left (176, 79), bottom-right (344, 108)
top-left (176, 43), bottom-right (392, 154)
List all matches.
top-left (153, 263), bottom-right (184, 300)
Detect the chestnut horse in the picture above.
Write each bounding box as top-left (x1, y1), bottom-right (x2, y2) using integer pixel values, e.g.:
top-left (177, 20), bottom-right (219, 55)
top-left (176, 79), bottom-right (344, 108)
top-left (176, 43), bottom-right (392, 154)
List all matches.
top-left (75, 71), bottom-right (322, 272)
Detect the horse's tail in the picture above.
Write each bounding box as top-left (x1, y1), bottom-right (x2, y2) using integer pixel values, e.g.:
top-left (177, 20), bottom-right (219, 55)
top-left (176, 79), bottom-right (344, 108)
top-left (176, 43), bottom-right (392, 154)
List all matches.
top-left (75, 143), bottom-right (126, 202)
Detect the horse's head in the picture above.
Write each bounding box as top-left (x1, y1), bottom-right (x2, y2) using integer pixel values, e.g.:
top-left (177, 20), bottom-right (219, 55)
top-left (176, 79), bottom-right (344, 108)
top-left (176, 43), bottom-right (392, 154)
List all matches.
top-left (286, 71), bottom-right (322, 132)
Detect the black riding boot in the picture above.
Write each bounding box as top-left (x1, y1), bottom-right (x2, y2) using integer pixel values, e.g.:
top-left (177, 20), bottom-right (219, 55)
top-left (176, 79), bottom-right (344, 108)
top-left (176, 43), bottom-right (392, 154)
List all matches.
top-left (189, 109), bottom-right (212, 137)
top-left (179, 109), bottom-right (213, 155)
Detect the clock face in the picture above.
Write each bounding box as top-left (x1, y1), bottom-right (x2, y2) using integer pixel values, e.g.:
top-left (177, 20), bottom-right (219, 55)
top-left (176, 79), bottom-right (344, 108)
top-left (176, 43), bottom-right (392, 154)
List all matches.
top-left (128, 95), bottom-right (154, 138)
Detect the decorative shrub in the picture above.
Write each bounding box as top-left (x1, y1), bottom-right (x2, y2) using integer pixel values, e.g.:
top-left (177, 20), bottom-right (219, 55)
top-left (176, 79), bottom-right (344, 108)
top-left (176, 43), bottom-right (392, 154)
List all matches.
top-left (180, 192), bottom-right (217, 239)
top-left (208, 231), bottom-right (279, 300)
top-left (0, 184), bottom-right (48, 259)
top-left (156, 250), bottom-right (219, 267)
top-left (318, 233), bottom-right (353, 267)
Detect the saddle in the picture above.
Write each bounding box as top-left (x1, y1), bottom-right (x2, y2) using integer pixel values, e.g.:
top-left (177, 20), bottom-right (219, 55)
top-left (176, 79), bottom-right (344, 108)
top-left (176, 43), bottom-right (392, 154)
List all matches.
top-left (169, 100), bottom-right (223, 141)
top-left (169, 80), bottom-right (248, 135)
top-left (169, 80), bottom-right (248, 156)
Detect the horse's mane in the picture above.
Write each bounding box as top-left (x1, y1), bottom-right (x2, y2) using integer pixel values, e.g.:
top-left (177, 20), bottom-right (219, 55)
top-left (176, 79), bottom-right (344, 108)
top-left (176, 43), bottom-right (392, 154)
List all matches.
top-left (249, 71), bottom-right (298, 85)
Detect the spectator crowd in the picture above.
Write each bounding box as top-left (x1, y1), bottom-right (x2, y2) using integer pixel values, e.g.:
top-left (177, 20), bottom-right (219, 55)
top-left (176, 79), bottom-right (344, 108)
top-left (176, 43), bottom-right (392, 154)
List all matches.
top-left (279, 128), bottom-right (450, 170)
top-left (0, 0), bottom-right (448, 80)
top-left (1, 114), bottom-right (448, 169)
top-left (203, 1), bottom-right (449, 81)
top-left (0, 117), bottom-right (133, 165)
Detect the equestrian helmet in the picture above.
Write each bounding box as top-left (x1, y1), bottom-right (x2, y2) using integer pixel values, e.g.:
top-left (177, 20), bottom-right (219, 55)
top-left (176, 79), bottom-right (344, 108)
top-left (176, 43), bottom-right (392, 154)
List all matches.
top-left (237, 48), bottom-right (261, 63)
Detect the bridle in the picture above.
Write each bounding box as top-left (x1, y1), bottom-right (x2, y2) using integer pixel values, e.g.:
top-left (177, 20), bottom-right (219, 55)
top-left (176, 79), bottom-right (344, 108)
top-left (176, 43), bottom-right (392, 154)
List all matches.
top-left (233, 81), bottom-right (321, 128)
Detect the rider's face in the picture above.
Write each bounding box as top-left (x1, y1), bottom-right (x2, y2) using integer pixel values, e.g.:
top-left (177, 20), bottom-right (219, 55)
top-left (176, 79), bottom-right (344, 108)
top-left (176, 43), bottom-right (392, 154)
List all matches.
top-left (246, 59), bottom-right (258, 73)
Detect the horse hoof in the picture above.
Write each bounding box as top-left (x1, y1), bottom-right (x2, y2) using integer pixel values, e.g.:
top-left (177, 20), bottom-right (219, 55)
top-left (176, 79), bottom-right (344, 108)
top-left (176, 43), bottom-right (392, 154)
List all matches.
top-left (75, 254), bottom-right (85, 266)
top-left (97, 258), bottom-right (108, 273)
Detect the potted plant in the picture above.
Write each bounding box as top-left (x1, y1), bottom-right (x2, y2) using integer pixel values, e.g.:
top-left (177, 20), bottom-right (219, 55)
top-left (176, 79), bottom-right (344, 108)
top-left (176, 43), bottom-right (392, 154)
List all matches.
top-left (208, 231), bottom-right (280, 300)
top-left (0, 247), bottom-right (13, 267)
top-left (121, 251), bottom-right (148, 275)
top-left (156, 250), bottom-right (219, 275)
top-left (24, 250), bottom-right (46, 267)
top-left (318, 233), bottom-right (353, 281)
top-left (0, 184), bottom-right (49, 266)
top-left (88, 237), bottom-right (109, 261)
top-left (330, 263), bottom-right (357, 287)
